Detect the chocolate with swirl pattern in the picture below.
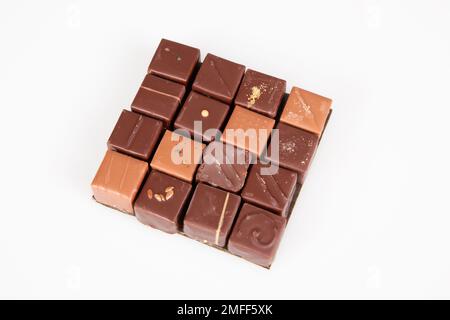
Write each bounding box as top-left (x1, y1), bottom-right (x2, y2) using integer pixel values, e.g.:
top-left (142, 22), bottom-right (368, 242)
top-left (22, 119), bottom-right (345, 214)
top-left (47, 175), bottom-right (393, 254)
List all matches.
top-left (228, 204), bottom-right (286, 267)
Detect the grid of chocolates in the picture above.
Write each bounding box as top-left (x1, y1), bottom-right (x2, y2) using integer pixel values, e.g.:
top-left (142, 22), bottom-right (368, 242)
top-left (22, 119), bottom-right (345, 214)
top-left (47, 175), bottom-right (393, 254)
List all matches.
top-left (91, 39), bottom-right (332, 268)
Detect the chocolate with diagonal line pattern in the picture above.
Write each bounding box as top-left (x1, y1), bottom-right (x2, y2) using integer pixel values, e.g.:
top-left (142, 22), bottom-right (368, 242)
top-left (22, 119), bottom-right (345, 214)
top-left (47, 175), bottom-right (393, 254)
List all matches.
top-left (192, 53), bottom-right (245, 104)
top-left (241, 163), bottom-right (297, 216)
top-left (196, 141), bottom-right (253, 193)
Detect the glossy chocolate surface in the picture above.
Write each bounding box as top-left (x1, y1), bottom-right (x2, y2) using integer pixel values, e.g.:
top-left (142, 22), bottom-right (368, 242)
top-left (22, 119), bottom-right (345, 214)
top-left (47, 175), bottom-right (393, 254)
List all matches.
top-left (228, 203), bottom-right (286, 267)
top-left (148, 39), bottom-right (200, 85)
top-left (196, 141), bottom-right (252, 192)
top-left (221, 106), bottom-right (275, 156)
top-left (267, 122), bottom-right (319, 183)
top-left (241, 163), bottom-right (297, 216)
top-left (183, 183), bottom-right (240, 247)
top-left (280, 86), bottom-right (332, 136)
top-left (193, 53), bottom-right (245, 104)
top-left (107, 109), bottom-right (163, 160)
top-left (135, 171), bottom-right (192, 234)
top-left (235, 69), bottom-right (286, 118)
top-left (131, 74), bottom-right (185, 126)
top-left (174, 91), bottom-right (229, 142)
top-left (151, 130), bottom-right (204, 182)
top-left (91, 150), bottom-right (148, 214)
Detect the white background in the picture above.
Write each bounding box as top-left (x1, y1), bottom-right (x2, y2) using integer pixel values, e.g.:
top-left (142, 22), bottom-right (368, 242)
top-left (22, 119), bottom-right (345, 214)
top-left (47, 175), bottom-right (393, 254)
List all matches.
top-left (1, 0), bottom-right (449, 299)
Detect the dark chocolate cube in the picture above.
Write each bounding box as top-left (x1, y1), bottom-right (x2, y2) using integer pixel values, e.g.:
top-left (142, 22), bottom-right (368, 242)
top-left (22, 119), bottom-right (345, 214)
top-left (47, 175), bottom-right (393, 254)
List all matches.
top-left (235, 69), bottom-right (286, 118)
top-left (174, 91), bottom-right (229, 142)
top-left (193, 53), bottom-right (245, 104)
top-left (228, 203), bottom-right (286, 267)
top-left (241, 163), bottom-right (297, 216)
top-left (196, 141), bottom-right (253, 193)
top-left (141, 73), bottom-right (185, 101)
top-left (131, 74), bottom-right (186, 126)
top-left (107, 110), bottom-right (163, 160)
top-left (148, 39), bottom-right (200, 85)
top-left (267, 122), bottom-right (319, 183)
top-left (183, 183), bottom-right (241, 247)
top-left (134, 171), bottom-right (192, 234)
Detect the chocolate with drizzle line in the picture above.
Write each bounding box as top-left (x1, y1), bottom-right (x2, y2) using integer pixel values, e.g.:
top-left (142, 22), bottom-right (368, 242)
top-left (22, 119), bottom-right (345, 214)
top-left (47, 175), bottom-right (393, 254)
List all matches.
top-left (183, 183), bottom-right (241, 247)
top-left (107, 109), bottom-right (163, 160)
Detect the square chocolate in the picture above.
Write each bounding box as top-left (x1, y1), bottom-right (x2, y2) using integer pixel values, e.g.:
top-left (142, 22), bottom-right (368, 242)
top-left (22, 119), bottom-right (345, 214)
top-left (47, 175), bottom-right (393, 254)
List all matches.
top-left (151, 130), bottom-right (205, 182)
top-left (183, 183), bottom-right (241, 247)
top-left (131, 74), bottom-right (186, 126)
top-left (107, 110), bottom-right (163, 160)
top-left (134, 171), bottom-right (192, 234)
top-left (235, 69), bottom-right (286, 118)
top-left (193, 53), bottom-right (245, 104)
top-left (148, 39), bottom-right (200, 85)
top-left (241, 163), bottom-right (297, 217)
top-left (174, 91), bottom-right (229, 142)
top-left (221, 106), bottom-right (275, 157)
top-left (267, 122), bottom-right (319, 184)
top-left (280, 86), bottom-right (332, 136)
top-left (228, 203), bottom-right (286, 267)
top-left (141, 73), bottom-right (185, 101)
top-left (196, 141), bottom-right (253, 193)
top-left (91, 150), bottom-right (148, 214)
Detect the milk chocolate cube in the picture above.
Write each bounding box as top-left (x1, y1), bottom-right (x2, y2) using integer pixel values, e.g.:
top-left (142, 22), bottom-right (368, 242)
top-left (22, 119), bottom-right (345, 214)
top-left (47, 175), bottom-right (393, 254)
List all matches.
top-left (267, 122), bottom-right (318, 183)
top-left (235, 69), bottom-right (286, 118)
top-left (131, 74), bottom-right (185, 126)
top-left (241, 163), bottom-right (297, 216)
top-left (221, 106), bottom-right (275, 157)
top-left (174, 91), bottom-right (229, 142)
top-left (107, 110), bottom-right (163, 160)
top-left (228, 204), bottom-right (286, 267)
top-left (193, 54), bottom-right (245, 104)
top-left (134, 171), bottom-right (192, 234)
top-left (148, 39), bottom-right (200, 85)
top-left (183, 183), bottom-right (241, 247)
top-left (91, 150), bottom-right (148, 214)
top-left (280, 87), bottom-right (332, 136)
top-left (151, 130), bottom-right (205, 182)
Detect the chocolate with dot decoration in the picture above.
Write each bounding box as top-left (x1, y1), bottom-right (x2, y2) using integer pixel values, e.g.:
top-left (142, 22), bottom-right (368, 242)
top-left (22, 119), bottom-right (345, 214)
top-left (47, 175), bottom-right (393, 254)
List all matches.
top-left (174, 91), bottom-right (229, 142)
top-left (148, 39), bottom-right (200, 85)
